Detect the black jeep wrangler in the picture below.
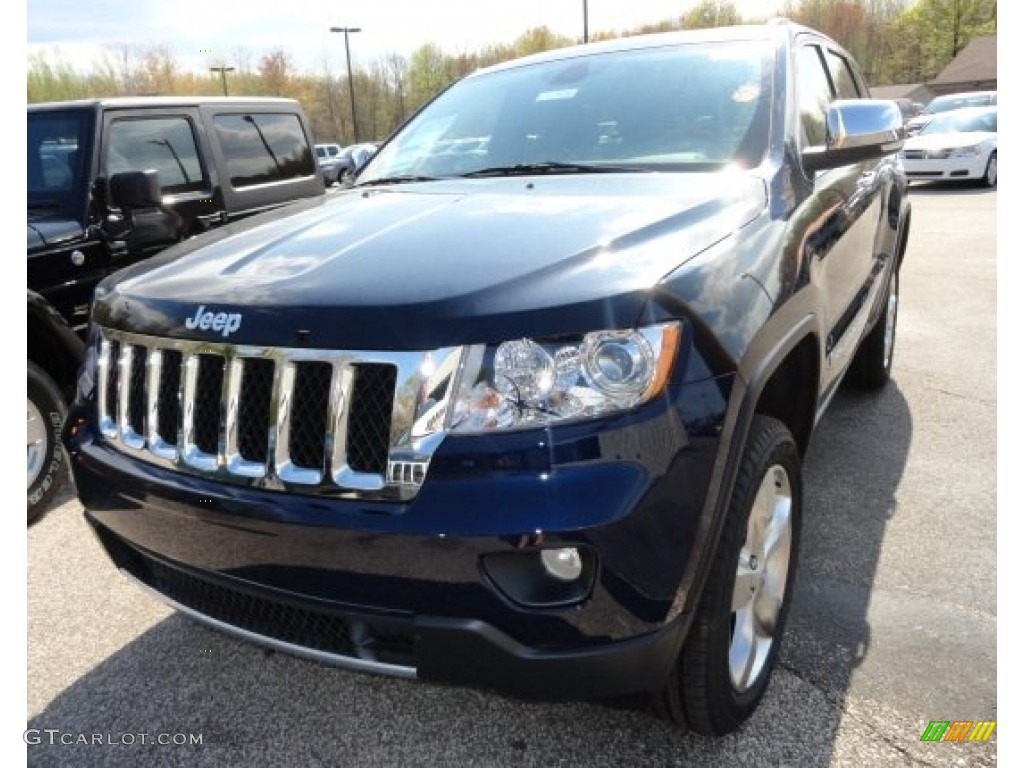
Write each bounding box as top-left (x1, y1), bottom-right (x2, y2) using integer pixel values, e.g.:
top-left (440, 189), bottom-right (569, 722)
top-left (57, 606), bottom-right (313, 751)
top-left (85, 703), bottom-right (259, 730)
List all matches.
top-left (28, 97), bottom-right (324, 521)
top-left (65, 23), bottom-right (911, 733)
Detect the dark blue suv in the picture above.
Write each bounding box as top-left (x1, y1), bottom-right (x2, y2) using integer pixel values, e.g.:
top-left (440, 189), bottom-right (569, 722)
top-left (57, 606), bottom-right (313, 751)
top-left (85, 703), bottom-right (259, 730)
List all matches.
top-left (65, 21), bottom-right (910, 734)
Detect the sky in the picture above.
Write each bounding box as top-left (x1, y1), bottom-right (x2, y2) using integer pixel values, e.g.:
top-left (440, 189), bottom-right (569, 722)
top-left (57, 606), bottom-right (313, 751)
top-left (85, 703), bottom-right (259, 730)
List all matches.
top-left (27, 0), bottom-right (784, 75)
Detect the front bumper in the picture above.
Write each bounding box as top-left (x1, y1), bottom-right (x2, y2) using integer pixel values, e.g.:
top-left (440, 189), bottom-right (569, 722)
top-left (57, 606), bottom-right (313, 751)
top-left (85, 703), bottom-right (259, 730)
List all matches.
top-left (92, 519), bottom-right (689, 699)
top-left (902, 154), bottom-right (989, 181)
top-left (66, 372), bottom-right (733, 699)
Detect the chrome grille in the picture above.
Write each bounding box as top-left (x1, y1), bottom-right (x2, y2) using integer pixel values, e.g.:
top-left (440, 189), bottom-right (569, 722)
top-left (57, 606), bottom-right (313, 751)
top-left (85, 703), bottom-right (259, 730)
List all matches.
top-left (902, 149), bottom-right (951, 160)
top-left (94, 328), bottom-right (462, 501)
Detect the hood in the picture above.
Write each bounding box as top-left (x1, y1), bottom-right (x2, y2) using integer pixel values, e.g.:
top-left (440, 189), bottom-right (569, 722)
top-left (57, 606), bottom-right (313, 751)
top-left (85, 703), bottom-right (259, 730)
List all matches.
top-left (904, 131), bottom-right (995, 151)
top-left (96, 173), bottom-right (766, 349)
top-left (27, 214), bottom-right (85, 254)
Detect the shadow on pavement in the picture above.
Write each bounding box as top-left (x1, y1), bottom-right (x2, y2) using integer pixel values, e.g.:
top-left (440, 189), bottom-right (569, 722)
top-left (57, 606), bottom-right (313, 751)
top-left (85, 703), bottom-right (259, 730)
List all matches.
top-left (782, 381), bottom-right (912, 761)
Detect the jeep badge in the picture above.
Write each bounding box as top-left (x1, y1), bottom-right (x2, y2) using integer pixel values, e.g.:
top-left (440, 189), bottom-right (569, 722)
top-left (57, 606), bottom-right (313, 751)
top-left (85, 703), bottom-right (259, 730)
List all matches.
top-left (184, 305), bottom-right (242, 337)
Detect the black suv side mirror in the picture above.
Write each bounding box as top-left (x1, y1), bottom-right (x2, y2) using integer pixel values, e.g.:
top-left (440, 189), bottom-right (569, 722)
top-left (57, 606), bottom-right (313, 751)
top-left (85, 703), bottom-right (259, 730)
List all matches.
top-left (109, 170), bottom-right (162, 209)
top-left (803, 100), bottom-right (904, 173)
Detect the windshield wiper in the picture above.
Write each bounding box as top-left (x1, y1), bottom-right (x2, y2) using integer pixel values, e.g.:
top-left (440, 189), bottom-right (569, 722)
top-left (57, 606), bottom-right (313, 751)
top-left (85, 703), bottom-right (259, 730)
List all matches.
top-left (356, 175), bottom-right (443, 187)
top-left (459, 161), bottom-right (651, 178)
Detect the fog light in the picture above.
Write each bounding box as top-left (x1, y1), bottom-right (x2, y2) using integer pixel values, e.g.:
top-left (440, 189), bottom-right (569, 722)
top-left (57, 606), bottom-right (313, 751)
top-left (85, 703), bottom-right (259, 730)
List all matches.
top-left (540, 547), bottom-right (583, 582)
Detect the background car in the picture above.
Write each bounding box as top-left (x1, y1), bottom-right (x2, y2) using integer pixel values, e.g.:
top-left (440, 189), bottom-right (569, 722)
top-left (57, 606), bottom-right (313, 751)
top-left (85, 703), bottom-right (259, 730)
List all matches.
top-left (315, 142), bottom-right (346, 185)
top-left (336, 142), bottom-right (379, 180)
top-left (900, 105), bottom-right (996, 186)
top-left (905, 90), bottom-right (997, 136)
top-left (894, 97), bottom-right (923, 122)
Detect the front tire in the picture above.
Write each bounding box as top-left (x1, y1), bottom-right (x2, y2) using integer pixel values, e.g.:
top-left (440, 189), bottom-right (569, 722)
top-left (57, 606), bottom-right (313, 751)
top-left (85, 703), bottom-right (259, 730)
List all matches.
top-left (981, 152), bottom-right (996, 188)
top-left (654, 416), bottom-right (802, 734)
top-left (27, 362), bottom-right (68, 525)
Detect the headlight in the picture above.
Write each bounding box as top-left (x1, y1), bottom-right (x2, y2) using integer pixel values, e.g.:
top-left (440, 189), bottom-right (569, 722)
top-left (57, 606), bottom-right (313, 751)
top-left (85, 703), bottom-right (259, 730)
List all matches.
top-left (950, 145), bottom-right (984, 158)
top-left (450, 322), bottom-right (681, 433)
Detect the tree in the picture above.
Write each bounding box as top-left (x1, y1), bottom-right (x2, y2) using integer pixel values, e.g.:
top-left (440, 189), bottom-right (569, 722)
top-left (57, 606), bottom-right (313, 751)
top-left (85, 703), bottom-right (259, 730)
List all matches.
top-left (258, 48), bottom-right (293, 97)
top-left (408, 43), bottom-right (456, 112)
top-left (874, 0), bottom-right (996, 83)
top-left (683, 0), bottom-right (743, 29)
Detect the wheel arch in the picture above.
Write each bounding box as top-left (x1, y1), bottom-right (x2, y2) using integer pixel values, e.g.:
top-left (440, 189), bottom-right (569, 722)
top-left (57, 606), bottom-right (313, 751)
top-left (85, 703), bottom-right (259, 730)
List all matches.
top-left (680, 315), bottom-right (822, 615)
top-left (28, 291), bottom-right (86, 402)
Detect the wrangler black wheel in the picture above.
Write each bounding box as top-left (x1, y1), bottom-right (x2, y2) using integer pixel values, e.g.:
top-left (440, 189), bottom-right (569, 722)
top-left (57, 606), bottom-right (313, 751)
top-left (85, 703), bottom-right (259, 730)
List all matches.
top-left (27, 362), bottom-right (68, 525)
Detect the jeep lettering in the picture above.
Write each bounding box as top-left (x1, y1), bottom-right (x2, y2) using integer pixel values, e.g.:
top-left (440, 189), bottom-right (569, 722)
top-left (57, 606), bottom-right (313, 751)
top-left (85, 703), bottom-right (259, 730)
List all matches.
top-left (184, 306), bottom-right (242, 337)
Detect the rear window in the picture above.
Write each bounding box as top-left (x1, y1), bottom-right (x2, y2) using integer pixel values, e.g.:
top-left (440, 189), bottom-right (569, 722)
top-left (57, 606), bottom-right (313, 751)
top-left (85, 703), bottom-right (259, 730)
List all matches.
top-left (924, 93), bottom-right (996, 115)
top-left (213, 113), bottom-right (315, 188)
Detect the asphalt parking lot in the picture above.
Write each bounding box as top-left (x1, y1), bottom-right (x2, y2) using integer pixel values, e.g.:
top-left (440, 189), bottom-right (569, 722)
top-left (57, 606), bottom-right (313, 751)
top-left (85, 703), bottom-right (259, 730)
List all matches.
top-left (27, 185), bottom-right (997, 767)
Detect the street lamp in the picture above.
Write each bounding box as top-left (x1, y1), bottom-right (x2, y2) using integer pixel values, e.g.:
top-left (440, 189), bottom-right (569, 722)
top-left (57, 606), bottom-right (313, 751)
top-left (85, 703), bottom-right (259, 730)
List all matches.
top-left (209, 65), bottom-right (235, 96)
top-left (329, 26), bottom-right (362, 143)
top-left (583, 1), bottom-right (589, 43)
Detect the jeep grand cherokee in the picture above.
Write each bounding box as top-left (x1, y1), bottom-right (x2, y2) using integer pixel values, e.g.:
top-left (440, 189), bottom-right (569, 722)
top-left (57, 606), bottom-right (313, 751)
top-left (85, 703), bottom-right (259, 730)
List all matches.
top-left (64, 22), bottom-right (910, 734)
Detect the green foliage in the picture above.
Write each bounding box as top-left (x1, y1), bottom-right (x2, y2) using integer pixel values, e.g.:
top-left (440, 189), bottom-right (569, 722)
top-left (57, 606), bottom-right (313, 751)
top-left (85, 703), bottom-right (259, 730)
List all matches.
top-left (683, 1), bottom-right (744, 29)
top-left (26, 3), bottom-right (998, 139)
top-left (875, 0), bottom-right (996, 83)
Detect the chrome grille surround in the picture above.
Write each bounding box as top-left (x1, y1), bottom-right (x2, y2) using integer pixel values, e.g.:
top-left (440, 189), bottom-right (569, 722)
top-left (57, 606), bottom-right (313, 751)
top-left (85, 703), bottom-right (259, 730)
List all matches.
top-left (901, 149), bottom-right (952, 160)
top-left (94, 327), bottom-right (465, 502)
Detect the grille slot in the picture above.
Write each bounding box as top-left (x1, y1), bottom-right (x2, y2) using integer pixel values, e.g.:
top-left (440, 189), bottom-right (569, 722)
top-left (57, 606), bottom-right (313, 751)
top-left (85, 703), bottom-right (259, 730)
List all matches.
top-left (289, 362), bottom-right (333, 470)
top-left (105, 339), bottom-right (121, 421)
top-left (157, 351), bottom-right (183, 445)
top-left (193, 355), bottom-right (225, 456)
top-left (238, 358), bottom-right (275, 464)
top-left (127, 345), bottom-right (148, 436)
top-left (348, 364), bottom-right (398, 474)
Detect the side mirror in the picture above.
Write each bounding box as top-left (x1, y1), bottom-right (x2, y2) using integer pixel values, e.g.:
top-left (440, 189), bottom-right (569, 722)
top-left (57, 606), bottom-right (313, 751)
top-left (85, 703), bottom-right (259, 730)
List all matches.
top-left (802, 100), bottom-right (904, 173)
top-left (109, 170), bottom-right (162, 209)
top-left (352, 147), bottom-right (375, 175)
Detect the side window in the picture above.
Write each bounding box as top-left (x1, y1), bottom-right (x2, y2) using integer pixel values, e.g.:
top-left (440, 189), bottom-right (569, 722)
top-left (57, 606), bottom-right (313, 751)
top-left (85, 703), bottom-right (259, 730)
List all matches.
top-left (106, 117), bottom-right (207, 194)
top-left (797, 45), bottom-right (835, 147)
top-left (826, 51), bottom-right (861, 99)
top-left (213, 113), bottom-right (316, 188)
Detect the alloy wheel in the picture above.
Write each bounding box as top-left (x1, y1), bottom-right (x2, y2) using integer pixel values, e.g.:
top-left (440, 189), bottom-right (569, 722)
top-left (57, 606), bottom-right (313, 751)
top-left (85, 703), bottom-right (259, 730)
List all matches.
top-left (729, 464), bottom-right (793, 692)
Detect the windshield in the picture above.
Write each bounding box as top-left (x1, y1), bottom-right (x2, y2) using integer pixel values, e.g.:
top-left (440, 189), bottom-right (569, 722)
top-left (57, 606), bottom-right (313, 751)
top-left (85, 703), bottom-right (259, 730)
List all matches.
top-left (359, 40), bottom-right (774, 184)
top-left (923, 93), bottom-right (994, 115)
top-left (921, 109), bottom-right (997, 135)
top-left (28, 109), bottom-right (91, 210)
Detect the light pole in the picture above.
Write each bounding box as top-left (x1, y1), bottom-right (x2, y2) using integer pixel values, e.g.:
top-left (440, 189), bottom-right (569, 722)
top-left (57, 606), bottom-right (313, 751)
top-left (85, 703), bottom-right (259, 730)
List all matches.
top-left (330, 26), bottom-right (362, 143)
top-left (583, 1), bottom-right (589, 43)
top-left (209, 65), bottom-right (235, 96)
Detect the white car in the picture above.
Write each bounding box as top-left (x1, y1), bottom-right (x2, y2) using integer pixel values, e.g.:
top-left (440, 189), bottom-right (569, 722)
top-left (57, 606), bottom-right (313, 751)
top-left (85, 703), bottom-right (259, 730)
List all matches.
top-left (315, 143), bottom-right (347, 185)
top-left (904, 90), bottom-right (996, 136)
top-left (900, 106), bottom-right (996, 187)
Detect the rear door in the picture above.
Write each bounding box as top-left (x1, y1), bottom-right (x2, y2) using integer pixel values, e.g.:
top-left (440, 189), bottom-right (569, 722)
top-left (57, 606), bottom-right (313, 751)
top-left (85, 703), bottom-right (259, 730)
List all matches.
top-left (795, 40), bottom-right (886, 395)
top-left (100, 107), bottom-right (221, 267)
